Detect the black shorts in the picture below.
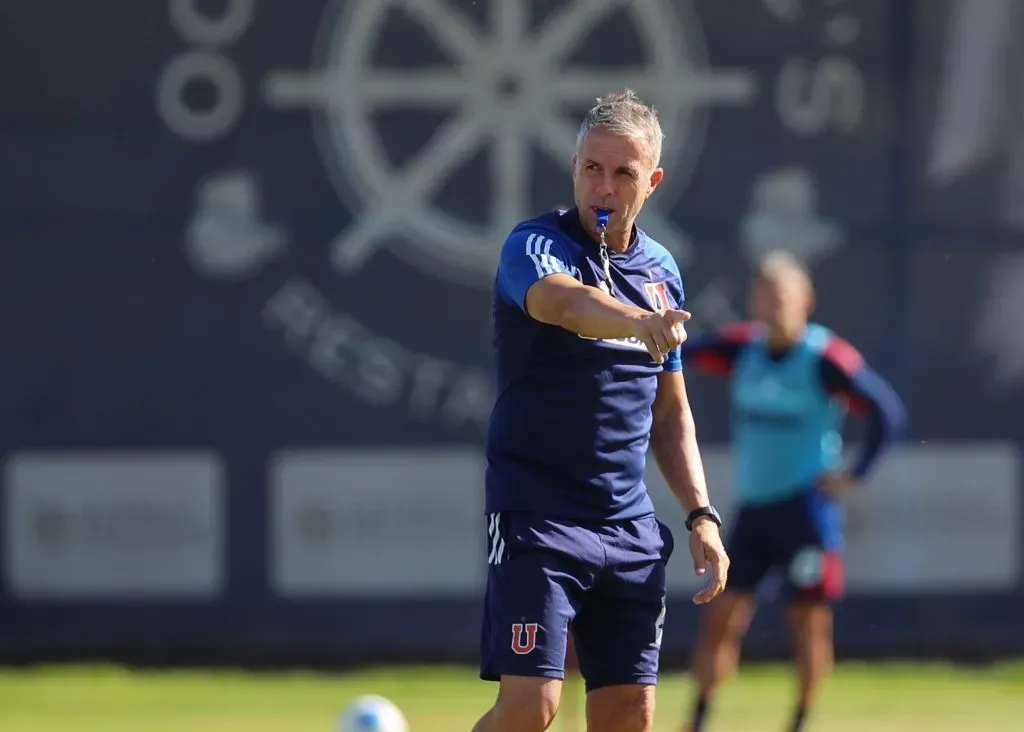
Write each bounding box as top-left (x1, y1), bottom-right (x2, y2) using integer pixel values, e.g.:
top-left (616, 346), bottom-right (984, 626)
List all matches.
top-left (725, 491), bottom-right (844, 604)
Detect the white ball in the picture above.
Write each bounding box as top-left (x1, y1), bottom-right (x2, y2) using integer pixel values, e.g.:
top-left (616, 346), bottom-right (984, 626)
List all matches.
top-left (338, 694), bottom-right (409, 732)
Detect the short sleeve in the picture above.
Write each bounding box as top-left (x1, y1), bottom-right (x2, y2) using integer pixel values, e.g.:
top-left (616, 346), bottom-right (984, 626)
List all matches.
top-left (663, 347), bottom-right (683, 372)
top-left (496, 228), bottom-right (574, 311)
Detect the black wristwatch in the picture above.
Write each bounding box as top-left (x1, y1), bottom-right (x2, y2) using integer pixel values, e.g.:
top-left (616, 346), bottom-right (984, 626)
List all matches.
top-left (685, 505), bottom-right (723, 531)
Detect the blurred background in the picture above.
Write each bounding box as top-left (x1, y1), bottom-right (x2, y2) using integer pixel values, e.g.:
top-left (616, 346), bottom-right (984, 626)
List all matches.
top-left (1, 0), bottom-right (1023, 729)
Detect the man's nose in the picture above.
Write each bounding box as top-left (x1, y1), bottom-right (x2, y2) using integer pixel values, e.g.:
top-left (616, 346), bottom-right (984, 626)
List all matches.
top-left (595, 173), bottom-right (614, 197)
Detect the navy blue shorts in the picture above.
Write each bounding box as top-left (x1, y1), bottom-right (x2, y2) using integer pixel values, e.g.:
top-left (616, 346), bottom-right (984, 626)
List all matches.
top-left (726, 490), bottom-right (845, 603)
top-left (479, 511), bottom-right (674, 691)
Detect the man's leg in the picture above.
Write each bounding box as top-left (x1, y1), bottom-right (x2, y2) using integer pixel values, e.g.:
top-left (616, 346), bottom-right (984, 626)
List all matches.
top-left (585, 683), bottom-right (656, 732)
top-left (777, 483), bottom-right (846, 732)
top-left (474, 512), bottom-right (601, 732)
top-left (782, 546), bottom-right (844, 732)
top-left (472, 677), bottom-right (562, 732)
top-left (562, 635), bottom-right (583, 732)
top-left (573, 516), bottom-right (673, 732)
top-left (685, 505), bottom-right (770, 731)
top-left (686, 591), bottom-right (757, 731)
top-left (784, 602), bottom-right (834, 732)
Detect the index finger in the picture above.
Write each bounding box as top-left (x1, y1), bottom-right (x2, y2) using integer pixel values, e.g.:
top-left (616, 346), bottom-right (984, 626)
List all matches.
top-left (710, 552), bottom-right (728, 593)
top-left (667, 309), bottom-right (692, 323)
top-left (703, 552), bottom-right (730, 596)
top-left (639, 334), bottom-right (665, 364)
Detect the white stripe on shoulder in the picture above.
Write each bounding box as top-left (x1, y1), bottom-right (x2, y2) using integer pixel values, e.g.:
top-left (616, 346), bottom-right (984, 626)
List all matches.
top-left (525, 234), bottom-right (563, 278)
top-left (537, 237), bottom-right (563, 276)
top-left (524, 233), bottom-right (543, 278)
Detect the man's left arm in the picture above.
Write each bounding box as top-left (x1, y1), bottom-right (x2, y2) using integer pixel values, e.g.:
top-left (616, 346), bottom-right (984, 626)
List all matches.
top-left (650, 369), bottom-right (729, 603)
top-left (650, 370), bottom-right (710, 513)
top-left (650, 263), bottom-right (712, 513)
top-left (819, 337), bottom-right (908, 481)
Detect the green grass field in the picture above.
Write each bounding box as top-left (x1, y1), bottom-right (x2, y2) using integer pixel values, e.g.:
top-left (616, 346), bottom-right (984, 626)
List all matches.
top-left (0, 662), bottom-right (1021, 731)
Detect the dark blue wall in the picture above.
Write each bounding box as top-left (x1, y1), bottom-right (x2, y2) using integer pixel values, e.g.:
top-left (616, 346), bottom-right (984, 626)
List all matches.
top-left (1, 0), bottom-right (1021, 664)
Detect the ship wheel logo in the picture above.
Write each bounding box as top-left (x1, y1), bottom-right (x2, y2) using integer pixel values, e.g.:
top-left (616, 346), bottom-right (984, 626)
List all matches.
top-left (264, 0), bottom-right (757, 289)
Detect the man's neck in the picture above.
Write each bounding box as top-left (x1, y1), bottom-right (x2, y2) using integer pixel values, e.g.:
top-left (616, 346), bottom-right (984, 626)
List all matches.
top-left (767, 325), bottom-right (806, 352)
top-left (602, 228), bottom-right (633, 253)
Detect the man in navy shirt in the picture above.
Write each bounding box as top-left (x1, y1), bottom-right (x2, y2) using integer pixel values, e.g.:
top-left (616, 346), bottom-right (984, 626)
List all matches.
top-left (472, 90), bottom-right (730, 732)
top-left (678, 252), bottom-right (906, 732)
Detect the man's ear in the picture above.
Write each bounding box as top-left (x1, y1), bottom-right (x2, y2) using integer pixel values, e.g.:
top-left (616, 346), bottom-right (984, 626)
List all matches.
top-left (648, 167), bottom-right (665, 196)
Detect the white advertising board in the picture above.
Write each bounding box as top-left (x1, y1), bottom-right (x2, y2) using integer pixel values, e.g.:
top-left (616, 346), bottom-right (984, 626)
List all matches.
top-left (268, 442), bottom-right (1021, 599)
top-left (4, 452), bottom-right (225, 599)
top-left (270, 448), bottom-right (486, 597)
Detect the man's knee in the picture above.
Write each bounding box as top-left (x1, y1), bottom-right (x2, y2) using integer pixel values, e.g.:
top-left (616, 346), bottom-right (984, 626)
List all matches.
top-left (585, 684), bottom-right (655, 732)
top-left (787, 603), bottom-right (832, 637)
top-left (787, 603), bottom-right (835, 669)
top-left (480, 676), bottom-right (561, 732)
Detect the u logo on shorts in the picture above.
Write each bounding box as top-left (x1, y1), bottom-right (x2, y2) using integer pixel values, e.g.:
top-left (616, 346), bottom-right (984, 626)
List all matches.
top-left (789, 547), bottom-right (825, 588)
top-left (511, 623), bottom-right (539, 655)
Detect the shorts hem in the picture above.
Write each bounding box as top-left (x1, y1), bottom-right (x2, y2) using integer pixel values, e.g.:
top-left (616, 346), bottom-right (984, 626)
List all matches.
top-left (585, 674), bottom-right (659, 692)
top-left (479, 669), bottom-right (565, 683)
top-left (785, 593), bottom-right (842, 607)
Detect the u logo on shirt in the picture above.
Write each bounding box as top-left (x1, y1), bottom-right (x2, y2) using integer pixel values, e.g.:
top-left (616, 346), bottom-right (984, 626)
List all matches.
top-left (644, 281), bottom-right (670, 312)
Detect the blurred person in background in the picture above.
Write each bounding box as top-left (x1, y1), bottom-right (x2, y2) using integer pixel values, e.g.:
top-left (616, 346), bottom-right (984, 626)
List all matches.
top-left (677, 252), bottom-right (906, 732)
top-left (473, 90), bottom-right (729, 732)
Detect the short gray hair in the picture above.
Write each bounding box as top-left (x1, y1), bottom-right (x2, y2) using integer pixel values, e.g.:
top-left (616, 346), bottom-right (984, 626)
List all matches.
top-left (576, 90), bottom-right (664, 168)
top-left (754, 249), bottom-right (812, 290)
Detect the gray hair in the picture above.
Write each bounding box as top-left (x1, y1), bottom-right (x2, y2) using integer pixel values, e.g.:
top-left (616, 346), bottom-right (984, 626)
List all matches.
top-left (754, 249), bottom-right (813, 290)
top-left (575, 90), bottom-right (664, 168)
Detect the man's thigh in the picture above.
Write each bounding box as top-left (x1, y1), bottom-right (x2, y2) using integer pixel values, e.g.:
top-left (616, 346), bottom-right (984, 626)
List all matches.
top-left (777, 492), bottom-right (845, 605)
top-left (479, 512), bottom-right (603, 682)
top-left (572, 516), bottom-right (672, 692)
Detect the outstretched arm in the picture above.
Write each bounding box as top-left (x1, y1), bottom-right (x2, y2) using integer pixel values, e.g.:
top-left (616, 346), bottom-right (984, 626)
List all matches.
top-left (497, 229), bottom-right (689, 364)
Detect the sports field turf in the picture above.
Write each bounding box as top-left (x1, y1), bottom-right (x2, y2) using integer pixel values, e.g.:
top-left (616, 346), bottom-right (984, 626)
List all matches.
top-left (0, 662), bottom-right (1021, 731)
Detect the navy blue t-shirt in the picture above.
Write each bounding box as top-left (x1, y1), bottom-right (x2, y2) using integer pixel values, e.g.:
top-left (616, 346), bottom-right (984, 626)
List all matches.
top-left (485, 208), bottom-right (685, 521)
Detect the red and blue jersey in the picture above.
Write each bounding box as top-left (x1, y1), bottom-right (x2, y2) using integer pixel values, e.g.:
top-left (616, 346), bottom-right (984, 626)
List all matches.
top-left (681, 321), bottom-right (906, 504)
top-left (486, 207), bottom-right (684, 521)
